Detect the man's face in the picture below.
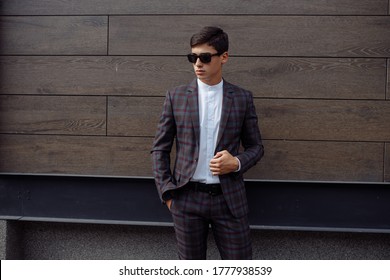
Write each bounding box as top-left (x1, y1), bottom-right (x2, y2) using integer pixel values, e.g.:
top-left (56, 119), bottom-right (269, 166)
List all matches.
top-left (190, 43), bottom-right (228, 86)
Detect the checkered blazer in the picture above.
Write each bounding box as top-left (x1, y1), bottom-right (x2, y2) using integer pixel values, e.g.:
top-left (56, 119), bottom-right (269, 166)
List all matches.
top-left (151, 78), bottom-right (264, 217)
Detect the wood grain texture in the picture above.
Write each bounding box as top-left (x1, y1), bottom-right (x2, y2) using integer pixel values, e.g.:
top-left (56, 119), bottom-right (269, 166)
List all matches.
top-left (109, 16), bottom-right (390, 57)
top-left (108, 97), bottom-right (163, 137)
top-left (257, 99), bottom-right (390, 142)
top-left (0, 2), bottom-right (388, 184)
top-left (0, 16), bottom-right (107, 55)
top-left (247, 140), bottom-right (384, 182)
top-left (0, 56), bottom-right (193, 96)
top-left (1, 0), bottom-right (387, 15)
top-left (0, 135), bottom-right (384, 182)
top-left (0, 56), bottom-right (385, 100)
top-left (225, 57), bottom-right (387, 100)
top-left (0, 135), bottom-right (153, 176)
top-left (107, 97), bottom-right (390, 142)
top-left (387, 59), bottom-right (390, 100)
top-left (0, 96), bottom-right (106, 135)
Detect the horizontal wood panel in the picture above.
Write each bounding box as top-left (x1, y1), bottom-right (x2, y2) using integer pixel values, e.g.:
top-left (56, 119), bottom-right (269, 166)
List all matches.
top-left (0, 56), bottom-right (193, 96)
top-left (109, 16), bottom-right (390, 57)
top-left (0, 16), bottom-right (107, 55)
top-left (388, 59), bottom-right (390, 100)
top-left (0, 96), bottom-right (106, 135)
top-left (107, 97), bottom-right (390, 142)
top-left (0, 135), bottom-right (153, 176)
top-left (1, 0), bottom-right (387, 15)
top-left (0, 135), bottom-right (384, 182)
top-left (225, 57), bottom-right (386, 99)
top-left (257, 99), bottom-right (390, 142)
top-left (108, 97), bottom-right (163, 137)
top-left (0, 56), bottom-right (385, 100)
top-left (248, 140), bottom-right (384, 182)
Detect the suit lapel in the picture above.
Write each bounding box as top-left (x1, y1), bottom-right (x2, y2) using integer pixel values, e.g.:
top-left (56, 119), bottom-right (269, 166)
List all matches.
top-left (216, 81), bottom-right (233, 147)
top-left (187, 79), bottom-right (200, 146)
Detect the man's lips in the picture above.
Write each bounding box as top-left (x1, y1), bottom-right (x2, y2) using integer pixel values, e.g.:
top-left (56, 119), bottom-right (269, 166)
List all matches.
top-left (195, 70), bottom-right (205, 74)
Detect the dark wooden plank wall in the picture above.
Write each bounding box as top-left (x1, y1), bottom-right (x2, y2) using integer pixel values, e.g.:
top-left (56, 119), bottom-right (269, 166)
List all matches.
top-left (0, 0), bottom-right (389, 183)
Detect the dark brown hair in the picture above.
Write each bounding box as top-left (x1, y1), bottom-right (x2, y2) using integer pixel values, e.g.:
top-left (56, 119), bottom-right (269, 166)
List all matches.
top-left (190, 26), bottom-right (229, 54)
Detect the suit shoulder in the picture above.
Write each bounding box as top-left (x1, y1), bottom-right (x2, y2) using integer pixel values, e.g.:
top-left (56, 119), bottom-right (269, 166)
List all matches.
top-left (167, 80), bottom-right (196, 96)
top-left (168, 84), bottom-right (188, 93)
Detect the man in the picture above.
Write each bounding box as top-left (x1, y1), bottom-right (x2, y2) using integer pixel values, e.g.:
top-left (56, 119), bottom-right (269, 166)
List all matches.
top-left (151, 26), bottom-right (264, 259)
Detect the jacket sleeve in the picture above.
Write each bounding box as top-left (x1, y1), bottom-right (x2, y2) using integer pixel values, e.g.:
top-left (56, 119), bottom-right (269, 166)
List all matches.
top-left (151, 90), bottom-right (177, 202)
top-left (236, 91), bottom-right (264, 174)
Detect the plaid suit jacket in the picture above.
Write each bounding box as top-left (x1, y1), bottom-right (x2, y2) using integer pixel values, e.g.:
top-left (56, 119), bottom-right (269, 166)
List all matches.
top-left (151, 78), bottom-right (264, 217)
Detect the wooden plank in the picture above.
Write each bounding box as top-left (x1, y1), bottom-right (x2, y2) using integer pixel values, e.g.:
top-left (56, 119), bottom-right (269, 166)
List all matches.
top-left (0, 135), bottom-right (153, 177)
top-left (0, 16), bottom-right (107, 55)
top-left (0, 135), bottom-right (384, 182)
top-left (225, 57), bottom-right (386, 100)
top-left (0, 56), bottom-right (193, 96)
top-left (107, 97), bottom-right (390, 142)
top-left (257, 99), bottom-right (390, 142)
top-left (247, 140), bottom-right (384, 182)
top-left (0, 96), bottom-right (106, 135)
top-left (109, 16), bottom-right (390, 57)
top-left (1, 0), bottom-right (387, 15)
top-left (1, 56), bottom-right (385, 100)
top-left (108, 97), bottom-right (163, 137)
top-left (387, 59), bottom-right (390, 100)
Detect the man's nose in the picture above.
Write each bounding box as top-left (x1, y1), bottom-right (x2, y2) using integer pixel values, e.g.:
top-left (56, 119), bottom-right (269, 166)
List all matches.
top-left (195, 58), bottom-right (203, 66)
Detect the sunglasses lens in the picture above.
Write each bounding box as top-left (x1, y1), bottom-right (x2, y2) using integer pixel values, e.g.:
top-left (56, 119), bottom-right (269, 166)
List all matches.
top-left (187, 54), bottom-right (197, 63)
top-left (187, 53), bottom-right (218, 63)
top-left (199, 54), bottom-right (212, 63)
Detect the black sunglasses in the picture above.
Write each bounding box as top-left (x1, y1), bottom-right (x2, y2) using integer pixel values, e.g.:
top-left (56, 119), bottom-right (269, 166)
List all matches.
top-left (187, 52), bottom-right (221, 64)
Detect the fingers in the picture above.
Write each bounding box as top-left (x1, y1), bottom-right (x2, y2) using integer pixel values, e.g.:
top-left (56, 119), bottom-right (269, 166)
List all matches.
top-left (210, 151), bottom-right (225, 175)
top-left (213, 150), bottom-right (228, 159)
top-left (209, 157), bottom-right (221, 176)
top-left (209, 150), bottom-right (235, 175)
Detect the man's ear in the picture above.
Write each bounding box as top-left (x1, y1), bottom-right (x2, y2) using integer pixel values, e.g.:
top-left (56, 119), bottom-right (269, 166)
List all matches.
top-left (221, 52), bottom-right (229, 64)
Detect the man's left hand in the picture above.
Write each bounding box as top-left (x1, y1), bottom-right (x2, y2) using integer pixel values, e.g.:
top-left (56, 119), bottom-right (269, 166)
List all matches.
top-left (209, 150), bottom-right (239, 176)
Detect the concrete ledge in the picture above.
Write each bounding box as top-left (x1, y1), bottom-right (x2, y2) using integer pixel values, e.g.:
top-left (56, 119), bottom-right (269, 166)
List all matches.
top-left (3, 221), bottom-right (390, 260)
top-left (0, 220), bottom-right (6, 259)
top-left (0, 220), bottom-right (23, 259)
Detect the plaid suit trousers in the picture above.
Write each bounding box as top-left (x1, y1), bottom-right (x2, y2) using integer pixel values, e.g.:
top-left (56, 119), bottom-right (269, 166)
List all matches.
top-left (169, 186), bottom-right (252, 260)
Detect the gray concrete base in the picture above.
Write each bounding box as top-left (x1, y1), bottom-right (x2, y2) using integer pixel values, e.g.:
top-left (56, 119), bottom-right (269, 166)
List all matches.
top-left (0, 220), bottom-right (23, 259)
top-left (1, 220), bottom-right (390, 259)
top-left (0, 220), bottom-right (6, 259)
